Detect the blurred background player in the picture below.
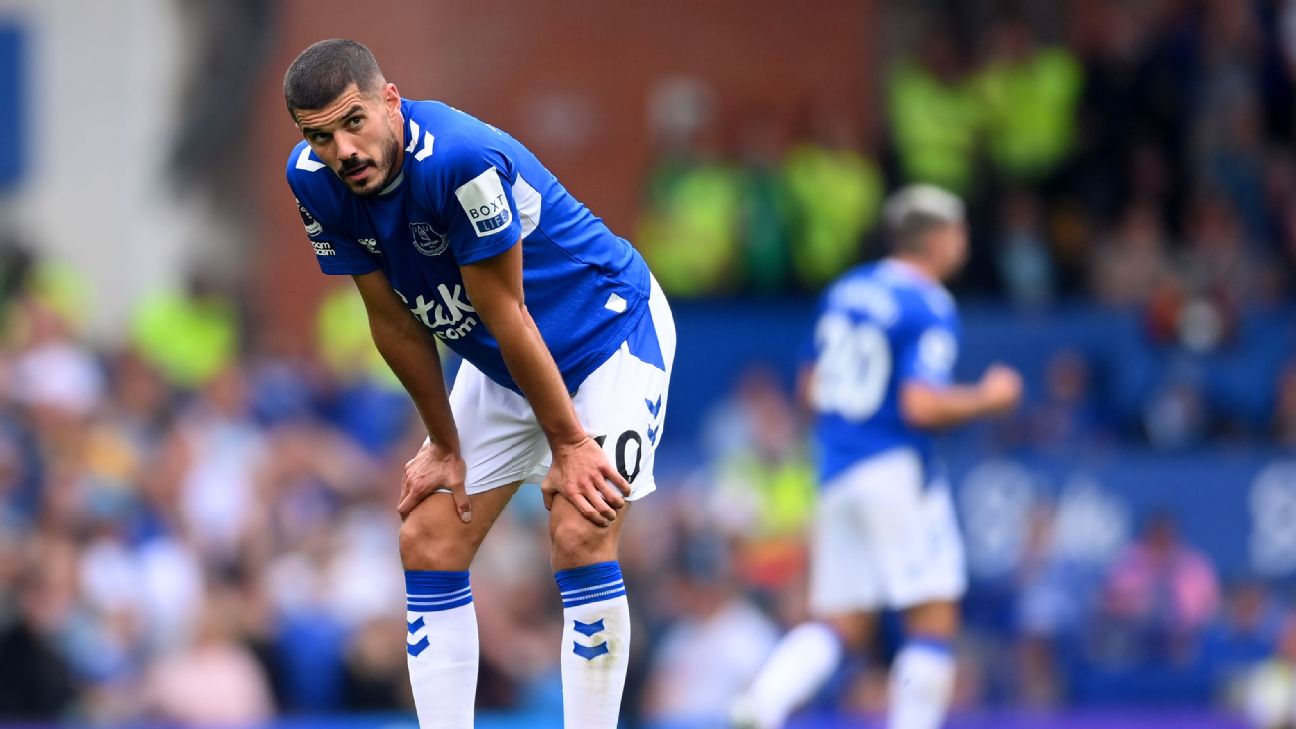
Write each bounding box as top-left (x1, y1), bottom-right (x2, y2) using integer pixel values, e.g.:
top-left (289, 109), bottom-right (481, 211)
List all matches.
top-left (732, 184), bottom-right (1022, 729)
top-left (283, 41), bottom-right (674, 729)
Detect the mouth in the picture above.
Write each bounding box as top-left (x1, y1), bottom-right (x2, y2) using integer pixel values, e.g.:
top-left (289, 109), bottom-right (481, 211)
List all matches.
top-left (342, 163), bottom-right (373, 183)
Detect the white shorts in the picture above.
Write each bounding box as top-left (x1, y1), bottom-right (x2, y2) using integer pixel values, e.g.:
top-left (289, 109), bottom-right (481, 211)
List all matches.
top-left (447, 277), bottom-right (674, 500)
top-left (809, 448), bottom-right (966, 615)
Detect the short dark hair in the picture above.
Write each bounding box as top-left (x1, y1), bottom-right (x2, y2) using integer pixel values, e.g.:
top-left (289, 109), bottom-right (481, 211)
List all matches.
top-left (283, 39), bottom-right (384, 117)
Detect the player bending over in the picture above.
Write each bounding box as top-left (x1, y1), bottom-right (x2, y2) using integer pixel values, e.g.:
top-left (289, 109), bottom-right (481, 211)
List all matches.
top-left (732, 185), bottom-right (1021, 729)
top-left (282, 40), bottom-right (674, 728)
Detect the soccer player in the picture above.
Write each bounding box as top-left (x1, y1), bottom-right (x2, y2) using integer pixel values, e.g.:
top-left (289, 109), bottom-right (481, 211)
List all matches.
top-left (732, 185), bottom-right (1021, 729)
top-left (282, 40), bottom-right (674, 728)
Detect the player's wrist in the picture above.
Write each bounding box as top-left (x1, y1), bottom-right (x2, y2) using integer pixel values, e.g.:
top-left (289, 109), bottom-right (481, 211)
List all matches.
top-left (425, 436), bottom-right (463, 459)
top-left (546, 430), bottom-right (591, 453)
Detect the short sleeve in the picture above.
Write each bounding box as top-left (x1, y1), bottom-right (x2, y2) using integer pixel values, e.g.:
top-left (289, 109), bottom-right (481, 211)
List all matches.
top-left (286, 185), bottom-right (379, 277)
top-left (898, 309), bottom-right (959, 388)
top-left (439, 148), bottom-right (522, 264)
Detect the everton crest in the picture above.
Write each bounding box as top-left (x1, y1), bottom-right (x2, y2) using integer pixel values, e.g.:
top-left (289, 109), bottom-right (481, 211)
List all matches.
top-left (410, 221), bottom-right (449, 257)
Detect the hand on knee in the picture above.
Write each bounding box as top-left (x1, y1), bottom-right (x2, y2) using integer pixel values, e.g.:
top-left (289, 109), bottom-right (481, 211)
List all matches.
top-left (549, 499), bottom-right (621, 570)
top-left (399, 497), bottom-right (479, 570)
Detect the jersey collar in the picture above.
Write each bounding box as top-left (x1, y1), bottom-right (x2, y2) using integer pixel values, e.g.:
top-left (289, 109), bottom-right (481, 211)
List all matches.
top-left (880, 257), bottom-right (936, 286)
top-left (379, 171), bottom-right (405, 195)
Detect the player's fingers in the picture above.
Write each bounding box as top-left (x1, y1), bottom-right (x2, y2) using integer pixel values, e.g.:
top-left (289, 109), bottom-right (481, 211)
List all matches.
top-left (571, 492), bottom-right (610, 528)
top-left (397, 475), bottom-right (414, 512)
top-left (585, 478), bottom-right (619, 521)
top-left (540, 477), bottom-right (558, 511)
top-left (595, 478), bottom-right (626, 510)
top-left (397, 484), bottom-right (424, 518)
top-left (603, 463), bottom-right (632, 497)
top-left (450, 483), bottom-right (473, 524)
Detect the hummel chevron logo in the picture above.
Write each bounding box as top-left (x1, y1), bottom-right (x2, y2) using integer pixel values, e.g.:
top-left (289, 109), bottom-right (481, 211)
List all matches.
top-left (572, 641), bottom-right (610, 661)
top-left (404, 119), bottom-right (436, 161)
top-left (295, 146), bottom-right (325, 172)
top-left (574, 619), bottom-right (605, 637)
top-left (407, 616), bottom-right (429, 657)
top-left (647, 425), bottom-right (659, 445)
top-left (645, 396), bottom-right (662, 418)
top-left (407, 636), bottom-right (430, 657)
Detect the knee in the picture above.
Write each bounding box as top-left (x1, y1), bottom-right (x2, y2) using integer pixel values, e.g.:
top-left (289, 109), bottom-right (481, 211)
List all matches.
top-left (549, 514), bottom-right (614, 568)
top-left (399, 511), bottom-right (474, 571)
top-left (824, 616), bottom-right (871, 652)
top-left (904, 601), bottom-right (960, 641)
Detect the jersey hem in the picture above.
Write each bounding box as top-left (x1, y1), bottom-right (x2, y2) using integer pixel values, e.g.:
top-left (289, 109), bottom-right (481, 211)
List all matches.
top-left (319, 260), bottom-right (382, 276)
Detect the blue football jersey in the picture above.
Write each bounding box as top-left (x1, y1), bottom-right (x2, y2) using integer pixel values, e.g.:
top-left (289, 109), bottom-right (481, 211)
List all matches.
top-left (286, 99), bottom-right (652, 394)
top-left (806, 259), bottom-right (961, 485)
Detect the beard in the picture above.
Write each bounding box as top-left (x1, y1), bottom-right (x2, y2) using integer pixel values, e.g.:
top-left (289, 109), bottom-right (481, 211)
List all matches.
top-left (339, 131), bottom-right (404, 197)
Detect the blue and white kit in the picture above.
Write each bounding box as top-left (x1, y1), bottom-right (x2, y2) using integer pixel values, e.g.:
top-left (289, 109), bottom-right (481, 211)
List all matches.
top-left (804, 259), bottom-right (966, 612)
top-left (287, 99), bottom-right (674, 497)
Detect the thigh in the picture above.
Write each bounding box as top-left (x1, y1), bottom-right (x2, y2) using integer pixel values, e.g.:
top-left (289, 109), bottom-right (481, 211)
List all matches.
top-left (809, 474), bottom-right (882, 616)
top-left (565, 279), bottom-right (675, 501)
top-left (856, 452), bottom-right (966, 610)
top-left (400, 482), bottom-right (521, 570)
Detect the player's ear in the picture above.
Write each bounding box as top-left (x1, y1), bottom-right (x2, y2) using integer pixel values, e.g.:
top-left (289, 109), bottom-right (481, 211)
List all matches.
top-left (383, 82), bottom-right (400, 111)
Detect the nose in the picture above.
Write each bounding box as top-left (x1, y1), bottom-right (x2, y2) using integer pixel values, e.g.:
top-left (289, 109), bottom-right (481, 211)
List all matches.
top-left (335, 131), bottom-right (360, 161)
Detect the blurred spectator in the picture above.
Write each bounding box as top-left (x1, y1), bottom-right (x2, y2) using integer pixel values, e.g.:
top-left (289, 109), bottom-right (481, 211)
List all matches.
top-left (131, 271), bottom-right (240, 390)
top-left (733, 108), bottom-right (794, 294)
top-left (1178, 191), bottom-right (1277, 313)
top-left (1202, 580), bottom-right (1285, 691)
top-left (1100, 512), bottom-right (1221, 662)
top-left (173, 366), bottom-right (266, 563)
top-left (0, 232), bottom-right (35, 312)
top-left (642, 534), bottom-right (779, 727)
top-left (1192, 1), bottom-right (1269, 240)
top-left (1090, 202), bottom-right (1172, 307)
top-left (141, 597), bottom-right (274, 726)
top-left (781, 102), bottom-right (883, 291)
top-left (887, 21), bottom-right (981, 195)
top-left (974, 10), bottom-right (1083, 185)
top-left (0, 549), bottom-right (77, 718)
top-left (638, 78), bottom-right (743, 297)
top-left (1143, 373), bottom-right (1211, 449)
top-left (994, 189), bottom-right (1055, 307)
top-left (1015, 349), bottom-right (1103, 450)
top-left (9, 296), bottom-right (105, 424)
top-left (1014, 505), bottom-right (1073, 707)
top-left (706, 367), bottom-right (814, 545)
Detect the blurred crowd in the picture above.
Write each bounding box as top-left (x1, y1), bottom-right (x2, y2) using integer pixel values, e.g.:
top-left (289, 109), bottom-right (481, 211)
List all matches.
top-left (639, 0), bottom-right (1296, 328)
top-left (0, 247), bottom-right (1292, 728)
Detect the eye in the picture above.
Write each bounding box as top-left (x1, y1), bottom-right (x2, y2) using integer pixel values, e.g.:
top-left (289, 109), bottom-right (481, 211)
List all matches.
top-left (346, 116), bottom-right (364, 129)
top-left (310, 132), bottom-right (332, 144)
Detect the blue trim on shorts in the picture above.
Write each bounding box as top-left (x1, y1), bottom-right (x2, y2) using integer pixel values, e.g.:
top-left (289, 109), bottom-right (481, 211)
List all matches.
top-left (624, 307), bottom-right (665, 372)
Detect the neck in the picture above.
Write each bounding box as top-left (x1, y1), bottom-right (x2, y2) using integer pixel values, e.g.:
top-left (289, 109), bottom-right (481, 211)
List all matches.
top-left (389, 109), bottom-right (407, 179)
top-left (890, 254), bottom-right (941, 283)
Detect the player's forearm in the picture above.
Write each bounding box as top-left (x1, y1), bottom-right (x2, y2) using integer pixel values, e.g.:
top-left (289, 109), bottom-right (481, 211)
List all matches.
top-left (900, 382), bottom-right (997, 430)
top-left (369, 314), bottom-right (461, 453)
top-left (483, 304), bottom-right (587, 448)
